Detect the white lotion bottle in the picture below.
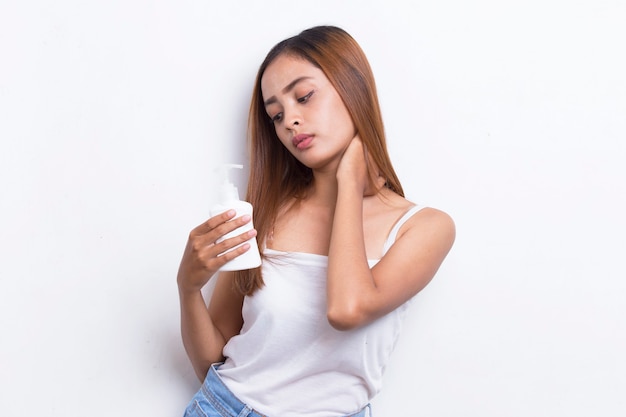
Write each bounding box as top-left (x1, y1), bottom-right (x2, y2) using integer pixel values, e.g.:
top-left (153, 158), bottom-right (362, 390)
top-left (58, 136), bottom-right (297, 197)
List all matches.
top-left (210, 164), bottom-right (262, 271)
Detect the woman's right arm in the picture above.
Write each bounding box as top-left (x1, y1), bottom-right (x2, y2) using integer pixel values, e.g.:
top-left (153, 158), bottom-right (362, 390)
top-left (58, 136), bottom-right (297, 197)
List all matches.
top-left (177, 210), bottom-right (254, 381)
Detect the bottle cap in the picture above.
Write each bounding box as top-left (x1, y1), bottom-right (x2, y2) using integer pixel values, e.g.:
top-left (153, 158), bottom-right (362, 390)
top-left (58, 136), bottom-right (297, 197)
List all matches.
top-left (218, 164), bottom-right (243, 202)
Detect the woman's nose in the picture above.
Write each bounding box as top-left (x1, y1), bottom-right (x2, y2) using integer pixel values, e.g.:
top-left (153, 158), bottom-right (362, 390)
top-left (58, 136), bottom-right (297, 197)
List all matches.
top-left (284, 107), bottom-right (302, 129)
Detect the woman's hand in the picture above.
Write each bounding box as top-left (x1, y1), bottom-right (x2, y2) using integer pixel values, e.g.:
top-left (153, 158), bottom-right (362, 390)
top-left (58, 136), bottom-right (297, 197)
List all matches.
top-left (337, 135), bottom-right (369, 192)
top-left (337, 135), bottom-right (382, 196)
top-left (177, 210), bottom-right (256, 293)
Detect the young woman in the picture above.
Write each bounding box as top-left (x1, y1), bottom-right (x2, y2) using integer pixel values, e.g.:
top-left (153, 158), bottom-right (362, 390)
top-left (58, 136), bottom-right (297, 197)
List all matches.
top-left (177, 26), bottom-right (455, 417)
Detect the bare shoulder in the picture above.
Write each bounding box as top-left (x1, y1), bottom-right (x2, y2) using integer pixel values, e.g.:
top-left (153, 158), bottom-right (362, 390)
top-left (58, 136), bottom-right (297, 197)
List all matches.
top-left (400, 205), bottom-right (456, 250)
top-left (367, 198), bottom-right (455, 315)
top-left (375, 189), bottom-right (455, 240)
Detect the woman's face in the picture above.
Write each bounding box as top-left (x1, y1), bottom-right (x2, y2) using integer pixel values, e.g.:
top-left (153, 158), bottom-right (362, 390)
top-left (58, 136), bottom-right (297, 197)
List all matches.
top-left (261, 54), bottom-right (356, 171)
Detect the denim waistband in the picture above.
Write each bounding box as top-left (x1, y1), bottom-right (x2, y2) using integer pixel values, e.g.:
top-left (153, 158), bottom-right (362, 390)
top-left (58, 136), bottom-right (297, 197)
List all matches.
top-left (201, 364), bottom-right (267, 417)
top-left (201, 363), bottom-right (371, 417)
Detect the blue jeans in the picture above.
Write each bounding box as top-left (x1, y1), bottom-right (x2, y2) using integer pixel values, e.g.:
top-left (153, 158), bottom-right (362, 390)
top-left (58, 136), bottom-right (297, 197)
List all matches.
top-left (183, 363), bottom-right (372, 417)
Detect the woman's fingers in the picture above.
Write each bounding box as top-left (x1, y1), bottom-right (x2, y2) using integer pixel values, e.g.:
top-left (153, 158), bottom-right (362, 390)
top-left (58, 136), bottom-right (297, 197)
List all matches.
top-left (178, 211), bottom-right (255, 292)
top-left (191, 209), bottom-right (236, 237)
top-left (192, 211), bottom-right (251, 244)
top-left (198, 227), bottom-right (257, 262)
top-left (205, 228), bottom-right (257, 266)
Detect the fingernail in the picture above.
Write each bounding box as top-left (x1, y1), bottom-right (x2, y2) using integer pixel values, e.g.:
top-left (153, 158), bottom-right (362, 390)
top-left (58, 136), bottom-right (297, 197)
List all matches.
top-left (227, 209), bottom-right (236, 217)
top-left (248, 229), bottom-right (257, 237)
top-left (241, 214), bottom-right (251, 222)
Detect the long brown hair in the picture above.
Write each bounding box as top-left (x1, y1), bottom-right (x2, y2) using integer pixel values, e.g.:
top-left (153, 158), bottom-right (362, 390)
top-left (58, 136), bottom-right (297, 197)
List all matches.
top-left (233, 25), bottom-right (404, 295)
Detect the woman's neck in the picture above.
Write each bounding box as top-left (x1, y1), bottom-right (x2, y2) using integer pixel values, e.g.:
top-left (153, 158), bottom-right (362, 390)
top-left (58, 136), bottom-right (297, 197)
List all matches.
top-left (307, 168), bottom-right (339, 208)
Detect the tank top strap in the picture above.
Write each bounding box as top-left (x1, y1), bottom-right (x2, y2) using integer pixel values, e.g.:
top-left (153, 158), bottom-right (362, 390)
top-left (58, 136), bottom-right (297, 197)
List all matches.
top-left (381, 205), bottom-right (426, 256)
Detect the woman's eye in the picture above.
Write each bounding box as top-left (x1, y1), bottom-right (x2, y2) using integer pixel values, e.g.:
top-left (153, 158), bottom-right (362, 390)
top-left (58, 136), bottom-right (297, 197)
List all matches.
top-left (297, 91), bottom-right (314, 103)
top-left (271, 113), bottom-right (283, 123)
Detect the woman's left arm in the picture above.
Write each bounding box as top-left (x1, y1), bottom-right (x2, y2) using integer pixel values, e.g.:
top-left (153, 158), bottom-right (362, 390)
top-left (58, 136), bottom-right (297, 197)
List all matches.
top-left (327, 139), bottom-right (455, 330)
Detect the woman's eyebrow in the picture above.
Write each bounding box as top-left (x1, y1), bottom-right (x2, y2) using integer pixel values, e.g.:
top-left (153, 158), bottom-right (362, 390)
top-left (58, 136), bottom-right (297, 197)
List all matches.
top-left (264, 76), bottom-right (313, 107)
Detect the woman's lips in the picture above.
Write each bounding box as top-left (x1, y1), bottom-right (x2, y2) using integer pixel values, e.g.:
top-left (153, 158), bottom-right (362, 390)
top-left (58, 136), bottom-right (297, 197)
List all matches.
top-left (292, 134), bottom-right (314, 149)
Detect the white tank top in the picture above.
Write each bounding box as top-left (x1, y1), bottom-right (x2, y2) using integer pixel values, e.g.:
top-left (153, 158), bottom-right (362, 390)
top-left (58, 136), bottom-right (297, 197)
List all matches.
top-left (218, 205), bottom-right (425, 417)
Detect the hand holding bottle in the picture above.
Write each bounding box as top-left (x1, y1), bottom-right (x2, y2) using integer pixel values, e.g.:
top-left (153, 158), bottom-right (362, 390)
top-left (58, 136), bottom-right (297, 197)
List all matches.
top-left (177, 210), bottom-right (257, 293)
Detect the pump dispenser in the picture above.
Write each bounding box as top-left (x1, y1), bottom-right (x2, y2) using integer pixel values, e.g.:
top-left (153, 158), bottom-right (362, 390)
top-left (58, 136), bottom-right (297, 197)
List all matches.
top-left (210, 164), bottom-right (262, 271)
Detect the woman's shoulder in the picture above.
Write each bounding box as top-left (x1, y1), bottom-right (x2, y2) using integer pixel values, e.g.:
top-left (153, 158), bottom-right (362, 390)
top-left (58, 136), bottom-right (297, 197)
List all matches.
top-left (398, 202), bottom-right (456, 250)
top-left (377, 190), bottom-right (455, 245)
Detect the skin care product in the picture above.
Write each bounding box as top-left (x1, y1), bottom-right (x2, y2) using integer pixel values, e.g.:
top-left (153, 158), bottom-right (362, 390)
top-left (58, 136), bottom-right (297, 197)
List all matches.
top-left (210, 164), bottom-right (262, 271)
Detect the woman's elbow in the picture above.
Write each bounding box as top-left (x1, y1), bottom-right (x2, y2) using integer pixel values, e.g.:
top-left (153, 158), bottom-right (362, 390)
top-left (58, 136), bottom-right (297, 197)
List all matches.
top-left (327, 304), bottom-right (367, 331)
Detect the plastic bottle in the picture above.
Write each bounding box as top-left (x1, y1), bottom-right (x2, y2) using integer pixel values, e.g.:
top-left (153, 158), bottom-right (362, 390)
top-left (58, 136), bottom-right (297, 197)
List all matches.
top-left (210, 164), bottom-right (262, 271)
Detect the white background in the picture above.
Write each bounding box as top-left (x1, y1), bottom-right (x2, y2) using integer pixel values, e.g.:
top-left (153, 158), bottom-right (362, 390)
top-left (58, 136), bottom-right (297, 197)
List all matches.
top-left (1, 1), bottom-right (625, 416)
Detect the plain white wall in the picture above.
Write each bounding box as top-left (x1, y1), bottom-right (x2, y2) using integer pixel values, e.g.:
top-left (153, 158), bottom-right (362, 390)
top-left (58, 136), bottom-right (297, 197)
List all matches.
top-left (1, 1), bottom-right (625, 416)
